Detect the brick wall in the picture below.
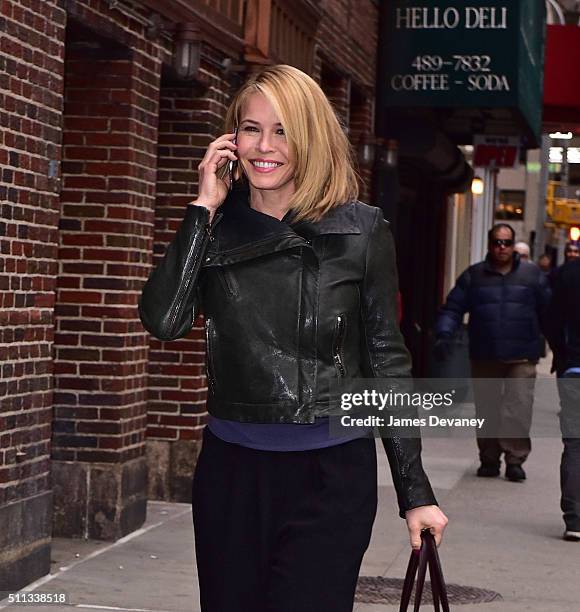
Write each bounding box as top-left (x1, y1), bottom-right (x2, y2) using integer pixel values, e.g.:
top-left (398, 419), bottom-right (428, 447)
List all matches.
top-left (350, 84), bottom-right (375, 202)
top-left (0, 0), bottom-right (66, 591)
top-left (315, 0), bottom-right (379, 203)
top-left (145, 49), bottom-right (242, 501)
top-left (320, 63), bottom-right (350, 128)
top-left (317, 0), bottom-right (378, 86)
top-left (50, 0), bottom-right (170, 540)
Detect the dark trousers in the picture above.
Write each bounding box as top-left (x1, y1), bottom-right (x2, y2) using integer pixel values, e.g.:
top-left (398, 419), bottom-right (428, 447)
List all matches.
top-left (557, 372), bottom-right (580, 532)
top-left (470, 360), bottom-right (536, 466)
top-left (192, 427), bottom-right (378, 612)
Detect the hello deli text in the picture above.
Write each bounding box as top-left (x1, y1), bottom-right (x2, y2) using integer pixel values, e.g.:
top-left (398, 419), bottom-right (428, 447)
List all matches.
top-left (390, 6), bottom-right (511, 93)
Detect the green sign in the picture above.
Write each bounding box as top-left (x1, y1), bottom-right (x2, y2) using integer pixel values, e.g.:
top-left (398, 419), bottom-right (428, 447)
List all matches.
top-left (381, 1), bottom-right (546, 141)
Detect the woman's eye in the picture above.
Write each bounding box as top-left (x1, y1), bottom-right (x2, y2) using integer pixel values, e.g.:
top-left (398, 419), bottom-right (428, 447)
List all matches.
top-left (242, 126), bottom-right (258, 132)
top-left (276, 129), bottom-right (285, 136)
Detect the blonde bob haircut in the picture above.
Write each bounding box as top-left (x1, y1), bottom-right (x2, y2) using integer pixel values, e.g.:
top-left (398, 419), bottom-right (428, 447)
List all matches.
top-left (220, 64), bottom-right (360, 223)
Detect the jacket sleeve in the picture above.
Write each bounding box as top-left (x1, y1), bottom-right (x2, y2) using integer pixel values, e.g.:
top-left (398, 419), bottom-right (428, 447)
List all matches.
top-left (534, 267), bottom-right (552, 337)
top-left (361, 208), bottom-right (438, 517)
top-left (138, 205), bottom-right (216, 341)
top-left (434, 270), bottom-right (471, 337)
top-left (545, 267), bottom-right (565, 365)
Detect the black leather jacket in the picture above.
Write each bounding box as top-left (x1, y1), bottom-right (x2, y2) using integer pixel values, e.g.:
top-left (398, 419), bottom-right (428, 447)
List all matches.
top-left (547, 259), bottom-right (580, 372)
top-left (138, 185), bottom-right (437, 515)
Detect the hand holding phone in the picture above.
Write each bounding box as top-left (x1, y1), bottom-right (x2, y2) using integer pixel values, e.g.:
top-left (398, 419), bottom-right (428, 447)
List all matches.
top-left (228, 126), bottom-right (238, 191)
top-left (192, 130), bottom-right (238, 218)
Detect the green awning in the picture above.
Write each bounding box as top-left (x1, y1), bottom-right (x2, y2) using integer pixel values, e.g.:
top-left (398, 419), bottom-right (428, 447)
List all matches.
top-left (380, 1), bottom-right (546, 146)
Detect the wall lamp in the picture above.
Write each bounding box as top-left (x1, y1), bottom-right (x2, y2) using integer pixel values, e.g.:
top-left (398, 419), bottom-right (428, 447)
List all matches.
top-left (172, 23), bottom-right (201, 80)
top-left (357, 134), bottom-right (398, 170)
top-left (471, 176), bottom-right (484, 195)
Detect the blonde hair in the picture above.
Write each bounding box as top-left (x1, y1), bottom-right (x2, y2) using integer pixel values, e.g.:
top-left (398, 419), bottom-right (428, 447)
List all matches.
top-left (220, 65), bottom-right (360, 223)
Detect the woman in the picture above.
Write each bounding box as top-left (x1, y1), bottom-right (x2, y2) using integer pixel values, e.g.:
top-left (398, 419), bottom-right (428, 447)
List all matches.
top-left (139, 64), bottom-right (447, 612)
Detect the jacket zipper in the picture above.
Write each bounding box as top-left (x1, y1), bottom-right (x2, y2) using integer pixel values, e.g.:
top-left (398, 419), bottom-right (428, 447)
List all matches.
top-left (332, 314), bottom-right (347, 378)
top-left (212, 232), bottom-right (312, 262)
top-left (204, 317), bottom-right (217, 393)
top-left (168, 212), bottom-right (223, 333)
top-left (216, 267), bottom-right (238, 297)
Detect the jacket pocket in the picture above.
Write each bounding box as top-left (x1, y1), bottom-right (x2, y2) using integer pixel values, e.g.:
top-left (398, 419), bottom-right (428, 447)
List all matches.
top-left (332, 313), bottom-right (347, 379)
top-left (204, 317), bottom-right (217, 393)
top-left (215, 267), bottom-right (239, 298)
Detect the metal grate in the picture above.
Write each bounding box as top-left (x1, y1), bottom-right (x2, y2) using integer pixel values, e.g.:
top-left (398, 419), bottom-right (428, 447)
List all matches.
top-left (355, 576), bottom-right (503, 605)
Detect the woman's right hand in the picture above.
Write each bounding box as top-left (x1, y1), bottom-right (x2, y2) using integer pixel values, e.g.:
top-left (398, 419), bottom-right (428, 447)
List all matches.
top-left (192, 132), bottom-right (238, 218)
top-left (405, 505), bottom-right (448, 549)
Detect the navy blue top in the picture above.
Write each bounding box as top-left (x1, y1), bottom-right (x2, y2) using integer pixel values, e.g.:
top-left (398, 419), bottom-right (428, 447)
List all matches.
top-left (207, 416), bottom-right (372, 451)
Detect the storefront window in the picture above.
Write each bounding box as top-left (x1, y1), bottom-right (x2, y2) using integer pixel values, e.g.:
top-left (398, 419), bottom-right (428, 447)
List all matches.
top-left (496, 189), bottom-right (525, 220)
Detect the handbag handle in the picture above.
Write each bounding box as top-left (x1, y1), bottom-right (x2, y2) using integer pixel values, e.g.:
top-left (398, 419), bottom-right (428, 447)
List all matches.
top-left (426, 529), bottom-right (450, 611)
top-left (399, 530), bottom-right (450, 612)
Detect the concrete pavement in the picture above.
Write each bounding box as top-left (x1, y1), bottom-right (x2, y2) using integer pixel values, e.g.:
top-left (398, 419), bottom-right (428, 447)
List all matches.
top-left (2, 358), bottom-right (578, 611)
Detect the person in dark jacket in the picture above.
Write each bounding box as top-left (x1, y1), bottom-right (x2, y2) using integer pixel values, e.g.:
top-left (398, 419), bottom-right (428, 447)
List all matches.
top-left (563, 241), bottom-right (579, 262)
top-left (538, 253), bottom-right (552, 275)
top-left (546, 258), bottom-right (580, 541)
top-left (547, 241), bottom-right (579, 288)
top-left (139, 65), bottom-right (447, 612)
top-left (434, 223), bottom-right (551, 482)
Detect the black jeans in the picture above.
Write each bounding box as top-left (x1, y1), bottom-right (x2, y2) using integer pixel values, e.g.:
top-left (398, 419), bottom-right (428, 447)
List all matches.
top-left (192, 427), bottom-right (378, 612)
top-left (557, 372), bottom-right (580, 532)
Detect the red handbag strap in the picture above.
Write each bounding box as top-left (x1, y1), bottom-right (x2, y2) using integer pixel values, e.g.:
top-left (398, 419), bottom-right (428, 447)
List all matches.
top-left (399, 531), bottom-right (450, 612)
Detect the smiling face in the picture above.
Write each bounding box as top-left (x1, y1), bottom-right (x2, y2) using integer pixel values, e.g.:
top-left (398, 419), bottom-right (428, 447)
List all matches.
top-left (236, 92), bottom-right (295, 195)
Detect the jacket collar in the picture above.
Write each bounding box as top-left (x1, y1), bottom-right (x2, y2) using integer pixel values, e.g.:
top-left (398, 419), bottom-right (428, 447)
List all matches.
top-left (483, 251), bottom-right (521, 274)
top-left (211, 183), bottom-right (360, 256)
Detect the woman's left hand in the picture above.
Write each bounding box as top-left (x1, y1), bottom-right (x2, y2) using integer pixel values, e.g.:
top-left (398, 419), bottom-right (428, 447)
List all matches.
top-left (405, 505), bottom-right (448, 549)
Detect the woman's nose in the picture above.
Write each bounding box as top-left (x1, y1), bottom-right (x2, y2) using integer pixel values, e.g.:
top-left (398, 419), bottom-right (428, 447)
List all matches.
top-left (257, 133), bottom-right (274, 152)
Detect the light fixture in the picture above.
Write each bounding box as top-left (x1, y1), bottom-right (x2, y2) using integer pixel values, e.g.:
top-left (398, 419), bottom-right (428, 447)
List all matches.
top-left (549, 131), bottom-right (573, 140)
top-left (357, 133), bottom-right (376, 169)
top-left (356, 135), bottom-right (398, 170)
top-left (471, 176), bottom-right (484, 195)
top-left (384, 139), bottom-right (398, 168)
top-left (172, 23), bottom-right (201, 80)
top-left (221, 58), bottom-right (247, 75)
top-left (570, 226), bottom-right (580, 242)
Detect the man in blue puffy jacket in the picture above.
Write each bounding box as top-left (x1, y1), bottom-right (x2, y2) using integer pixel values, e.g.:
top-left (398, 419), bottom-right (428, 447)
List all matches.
top-left (434, 223), bottom-right (551, 482)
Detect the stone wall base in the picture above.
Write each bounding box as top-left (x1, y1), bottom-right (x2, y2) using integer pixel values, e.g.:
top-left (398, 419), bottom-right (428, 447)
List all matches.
top-left (0, 491), bottom-right (52, 592)
top-left (51, 456), bottom-right (148, 540)
top-left (146, 439), bottom-right (202, 503)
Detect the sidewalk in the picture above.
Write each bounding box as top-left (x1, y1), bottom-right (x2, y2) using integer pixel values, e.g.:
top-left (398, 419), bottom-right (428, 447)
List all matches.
top-left (2, 359), bottom-right (578, 612)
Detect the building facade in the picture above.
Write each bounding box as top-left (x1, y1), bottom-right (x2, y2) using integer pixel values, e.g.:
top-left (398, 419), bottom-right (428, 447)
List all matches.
top-left (0, 0), bottom-right (381, 592)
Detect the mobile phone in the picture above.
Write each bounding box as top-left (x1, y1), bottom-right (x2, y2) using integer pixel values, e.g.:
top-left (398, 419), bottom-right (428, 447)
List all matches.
top-left (228, 127), bottom-right (238, 191)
